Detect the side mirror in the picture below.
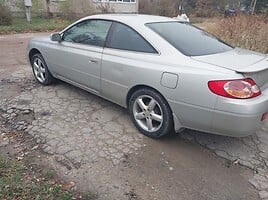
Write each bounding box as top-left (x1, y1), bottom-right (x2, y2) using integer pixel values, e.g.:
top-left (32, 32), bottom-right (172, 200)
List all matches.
top-left (51, 33), bottom-right (62, 42)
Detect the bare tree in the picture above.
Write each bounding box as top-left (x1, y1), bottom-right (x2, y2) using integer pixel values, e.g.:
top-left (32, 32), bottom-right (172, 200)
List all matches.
top-left (97, 1), bottom-right (114, 13)
top-left (250, 0), bottom-right (258, 14)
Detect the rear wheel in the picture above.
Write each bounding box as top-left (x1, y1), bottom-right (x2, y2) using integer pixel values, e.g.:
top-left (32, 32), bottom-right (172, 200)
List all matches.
top-left (31, 53), bottom-right (55, 85)
top-left (129, 88), bottom-right (173, 138)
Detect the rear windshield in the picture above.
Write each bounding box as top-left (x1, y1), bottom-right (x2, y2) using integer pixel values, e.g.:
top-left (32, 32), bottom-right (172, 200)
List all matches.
top-left (146, 22), bottom-right (233, 56)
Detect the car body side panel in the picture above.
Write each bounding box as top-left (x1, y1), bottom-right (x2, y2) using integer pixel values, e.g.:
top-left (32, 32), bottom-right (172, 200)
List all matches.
top-left (101, 48), bottom-right (243, 133)
top-left (46, 41), bottom-right (103, 92)
top-left (212, 87), bottom-right (268, 136)
top-left (29, 38), bottom-right (103, 92)
top-left (101, 49), bottom-right (164, 107)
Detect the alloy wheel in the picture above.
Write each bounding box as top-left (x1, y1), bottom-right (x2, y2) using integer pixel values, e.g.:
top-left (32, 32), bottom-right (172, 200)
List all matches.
top-left (133, 95), bottom-right (163, 132)
top-left (33, 57), bottom-right (46, 83)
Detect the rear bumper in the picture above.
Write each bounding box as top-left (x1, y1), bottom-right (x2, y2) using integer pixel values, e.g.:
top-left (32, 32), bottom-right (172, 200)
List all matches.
top-left (170, 88), bottom-right (268, 137)
top-left (212, 88), bottom-right (268, 137)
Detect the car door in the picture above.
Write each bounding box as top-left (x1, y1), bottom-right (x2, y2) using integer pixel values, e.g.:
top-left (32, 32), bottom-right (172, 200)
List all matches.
top-left (47, 19), bottom-right (112, 93)
top-left (101, 22), bottom-right (158, 106)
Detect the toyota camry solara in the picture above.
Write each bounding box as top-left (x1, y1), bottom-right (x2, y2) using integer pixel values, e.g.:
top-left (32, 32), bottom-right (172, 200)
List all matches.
top-left (27, 14), bottom-right (268, 138)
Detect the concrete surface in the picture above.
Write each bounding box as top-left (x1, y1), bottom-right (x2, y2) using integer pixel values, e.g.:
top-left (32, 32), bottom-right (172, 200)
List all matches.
top-left (1, 33), bottom-right (267, 200)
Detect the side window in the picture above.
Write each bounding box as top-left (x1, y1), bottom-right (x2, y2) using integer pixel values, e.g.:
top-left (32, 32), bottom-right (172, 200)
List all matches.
top-left (62, 20), bottom-right (112, 47)
top-left (106, 22), bottom-right (157, 53)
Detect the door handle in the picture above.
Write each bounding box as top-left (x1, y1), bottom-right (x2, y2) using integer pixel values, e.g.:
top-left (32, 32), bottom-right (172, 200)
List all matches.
top-left (89, 59), bottom-right (98, 64)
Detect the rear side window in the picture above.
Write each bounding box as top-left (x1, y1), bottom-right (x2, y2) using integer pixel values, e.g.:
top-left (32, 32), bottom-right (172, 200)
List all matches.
top-left (147, 22), bottom-right (233, 56)
top-left (106, 22), bottom-right (157, 53)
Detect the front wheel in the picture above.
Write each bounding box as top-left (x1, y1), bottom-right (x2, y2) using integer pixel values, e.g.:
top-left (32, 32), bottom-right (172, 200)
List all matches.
top-left (30, 53), bottom-right (55, 85)
top-left (129, 88), bottom-right (173, 138)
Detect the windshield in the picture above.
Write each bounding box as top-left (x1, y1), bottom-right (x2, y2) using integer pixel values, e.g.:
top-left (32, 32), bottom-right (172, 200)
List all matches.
top-left (146, 22), bottom-right (233, 56)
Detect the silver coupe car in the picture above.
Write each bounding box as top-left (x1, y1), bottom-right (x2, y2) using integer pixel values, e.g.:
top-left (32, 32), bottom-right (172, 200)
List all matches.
top-left (28, 14), bottom-right (268, 138)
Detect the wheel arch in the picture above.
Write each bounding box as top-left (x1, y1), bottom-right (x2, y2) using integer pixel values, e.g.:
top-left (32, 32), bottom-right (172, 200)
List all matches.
top-left (126, 85), bottom-right (173, 114)
top-left (126, 84), bottom-right (184, 133)
top-left (28, 48), bottom-right (41, 63)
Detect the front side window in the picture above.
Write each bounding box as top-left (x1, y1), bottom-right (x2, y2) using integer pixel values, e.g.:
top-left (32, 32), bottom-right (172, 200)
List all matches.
top-left (106, 22), bottom-right (157, 53)
top-left (62, 20), bottom-right (112, 47)
top-left (147, 22), bottom-right (233, 56)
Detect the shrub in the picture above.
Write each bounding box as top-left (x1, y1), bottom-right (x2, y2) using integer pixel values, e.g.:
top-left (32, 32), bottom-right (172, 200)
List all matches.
top-left (195, 8), bottom-right (216, 18)
top-left (14, 0), bottom-right (46, 18)
top-left (0, 2), bottom-right (12, 25)
top-left (207, 15), bottom-right (268, 54)
top-left (96, 2), bottom-right (114, 14)
top-left (59, 0), bottom-right (97, 20)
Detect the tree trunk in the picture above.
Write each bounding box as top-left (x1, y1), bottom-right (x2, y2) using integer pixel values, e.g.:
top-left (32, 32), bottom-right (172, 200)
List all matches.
top-left (252, 0), bottom-right (257, 14)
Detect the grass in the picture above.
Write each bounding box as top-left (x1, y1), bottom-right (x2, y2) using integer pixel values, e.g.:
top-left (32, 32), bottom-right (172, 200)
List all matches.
top-left (0, 156), bottom-right (80, 200)
top-left (0, 17), bottom-right (72, 35)
top-left (206, 15), bottom-right (268, 54)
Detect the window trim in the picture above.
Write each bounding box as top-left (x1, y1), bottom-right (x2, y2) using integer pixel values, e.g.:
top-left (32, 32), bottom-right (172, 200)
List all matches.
top-left (105, 21), bottom-right (159, 54)
top-left (61, 19), bottom-right (113, 48)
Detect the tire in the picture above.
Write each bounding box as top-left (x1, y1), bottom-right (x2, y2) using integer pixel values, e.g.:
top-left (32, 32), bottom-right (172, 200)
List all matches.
top-left (129, 88), bottom-right (173, 138)
top-left (30, 53), bottom-right (55, 85)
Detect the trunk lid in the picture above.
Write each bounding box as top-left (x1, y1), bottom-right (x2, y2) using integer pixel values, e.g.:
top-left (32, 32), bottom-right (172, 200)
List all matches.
top-left (192, 48), bottom-right (267, 72)
top-left (192, 48), bottom-right (268, 89)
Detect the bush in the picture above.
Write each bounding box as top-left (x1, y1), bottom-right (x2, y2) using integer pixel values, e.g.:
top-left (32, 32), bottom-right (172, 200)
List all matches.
top-left (59, 0), bottom-right (97, 20)
top-left (14, 0), bottom-right (46, 18)
top-left (0, 2), bottom-right (12, 25)
top-left (195, 8), bottom-right (216, 18)
top-left (139, 0), bottom-right (177, 17)
top-left (207, 15), bottom-right (268, 54)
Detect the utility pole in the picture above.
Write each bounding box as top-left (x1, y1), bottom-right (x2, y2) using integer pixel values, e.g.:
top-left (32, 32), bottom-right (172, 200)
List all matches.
top-left (45, 0), bottom-right (52, 18)
top-left (24, 0), bottom-right (32, 23)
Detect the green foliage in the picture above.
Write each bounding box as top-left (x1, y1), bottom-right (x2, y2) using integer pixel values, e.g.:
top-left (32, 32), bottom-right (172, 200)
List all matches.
top-left (0, 1), bottom-right (12, 25)
top-left (60, 192), bottom-right (73, 200)
top-left (0, 157), bottom-right (24, 199)
top-left (0, 156), bottom-right (82, 200)
top-left (0, 17), bottom-right (71, 34)
top-left (44, 168), bottom-right (55, 179)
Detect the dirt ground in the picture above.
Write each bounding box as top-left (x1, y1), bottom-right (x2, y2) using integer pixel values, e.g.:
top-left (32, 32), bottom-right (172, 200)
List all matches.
top-left (0, 33), bottom-right (266, 200)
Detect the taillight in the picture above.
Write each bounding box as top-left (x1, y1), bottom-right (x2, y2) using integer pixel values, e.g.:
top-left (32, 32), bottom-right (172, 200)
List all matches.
top-left (208, 78), bottom-right (261, 99)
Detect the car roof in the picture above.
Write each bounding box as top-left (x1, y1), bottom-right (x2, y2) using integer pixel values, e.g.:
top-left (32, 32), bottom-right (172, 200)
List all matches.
top-left (59, 14), bottom-right (185, 56)
top-left (82, 14), bottom-right (177, 26)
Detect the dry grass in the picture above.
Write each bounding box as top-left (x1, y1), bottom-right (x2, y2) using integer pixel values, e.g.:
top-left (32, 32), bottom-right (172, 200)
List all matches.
top-left (206, 15), bottom-right (268, 54)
